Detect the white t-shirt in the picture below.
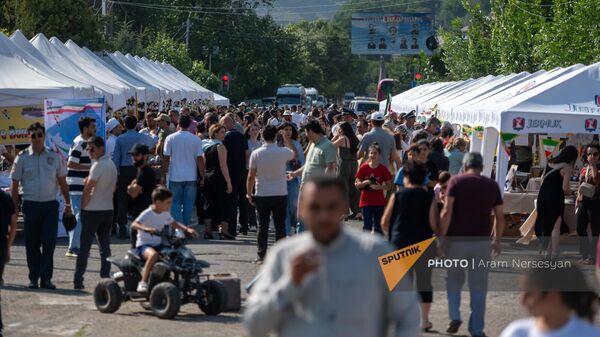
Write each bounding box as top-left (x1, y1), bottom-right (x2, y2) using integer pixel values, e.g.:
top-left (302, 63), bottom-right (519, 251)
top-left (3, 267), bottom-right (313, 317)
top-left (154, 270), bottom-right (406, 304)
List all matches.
top-left (84, 155), bottom-right (118, 211)
top-left (291, 112), bottom-right (305, 128)
top-left (106, 134), bottom-right (118, 159)
top-left (164, 130), bottom-right (204, 182)
top-left (249, 143), bottom-right (294, 196)
top-left (134, 207), bottom-right (174, 247)
top-left (500, 317), bottom-right (600, 337)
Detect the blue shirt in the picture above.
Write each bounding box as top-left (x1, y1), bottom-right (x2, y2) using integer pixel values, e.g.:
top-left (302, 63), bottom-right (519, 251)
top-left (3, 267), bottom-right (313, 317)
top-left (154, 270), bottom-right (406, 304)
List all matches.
top-left (394, 167), bottom-right (429, 187)
top-left (112, 130), bottom-right (153, 168)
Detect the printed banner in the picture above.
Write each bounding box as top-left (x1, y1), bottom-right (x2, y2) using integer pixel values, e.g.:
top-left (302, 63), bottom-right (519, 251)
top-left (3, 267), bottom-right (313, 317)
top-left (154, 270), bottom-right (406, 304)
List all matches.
top-left (0, 106), bottom-right (44, 145)
top-left (351, 13), bottom-right (436, 56)
top-left (44, 98), bottom-right (106, 162)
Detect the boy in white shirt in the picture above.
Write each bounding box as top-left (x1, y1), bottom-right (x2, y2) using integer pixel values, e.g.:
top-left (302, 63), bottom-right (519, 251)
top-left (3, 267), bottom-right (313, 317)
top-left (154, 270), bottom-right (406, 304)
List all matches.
top-left (131, 186), bottom-right (197, 292)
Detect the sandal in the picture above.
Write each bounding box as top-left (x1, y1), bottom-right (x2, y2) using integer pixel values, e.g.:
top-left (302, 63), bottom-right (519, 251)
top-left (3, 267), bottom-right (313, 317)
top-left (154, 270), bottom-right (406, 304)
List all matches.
top-left (421, 322), bottom-right (433, 332)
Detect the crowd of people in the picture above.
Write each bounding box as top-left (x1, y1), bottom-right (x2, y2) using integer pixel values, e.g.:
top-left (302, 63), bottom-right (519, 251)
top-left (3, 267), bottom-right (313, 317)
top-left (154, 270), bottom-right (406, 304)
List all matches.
top-left (0, 101), bottom-right (599, 336)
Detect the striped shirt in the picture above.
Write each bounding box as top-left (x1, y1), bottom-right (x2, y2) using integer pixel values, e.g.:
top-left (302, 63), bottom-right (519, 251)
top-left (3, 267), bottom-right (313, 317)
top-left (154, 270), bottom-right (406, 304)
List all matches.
top-left (66, 135), bottom-right (91, 194)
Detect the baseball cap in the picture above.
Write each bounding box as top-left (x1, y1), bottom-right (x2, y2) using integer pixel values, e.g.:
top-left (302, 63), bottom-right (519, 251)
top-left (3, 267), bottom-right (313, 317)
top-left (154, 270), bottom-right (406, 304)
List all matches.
top-left (283, 110), bottom-right (293, 116)
top-left (128, 143), bottom-right (150, 155)
top-left (405, 111), bottom-right (416, 119)
top-left (371, 112), bottom-right (385, 121)
top-left (106, 118), bottom-right (120, 132)
top-left (154, 113), bottom-right (170, 123)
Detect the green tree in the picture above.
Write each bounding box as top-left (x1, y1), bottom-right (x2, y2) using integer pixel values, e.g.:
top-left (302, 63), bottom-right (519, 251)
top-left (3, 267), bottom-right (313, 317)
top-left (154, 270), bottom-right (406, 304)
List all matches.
top-left (187, 60), bottom-right (220, 91)
top-left (145, 31), bottom-right (192, 73)
top-left (108, 20), bottom-right (145, 56)
top-left (2, 0), bottom-right (103, 49)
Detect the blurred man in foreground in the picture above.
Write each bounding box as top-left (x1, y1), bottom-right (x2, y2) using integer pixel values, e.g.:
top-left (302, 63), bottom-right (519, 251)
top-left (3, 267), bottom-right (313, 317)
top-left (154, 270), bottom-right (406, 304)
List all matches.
top-left (243, 176), bottom-right (419, 337)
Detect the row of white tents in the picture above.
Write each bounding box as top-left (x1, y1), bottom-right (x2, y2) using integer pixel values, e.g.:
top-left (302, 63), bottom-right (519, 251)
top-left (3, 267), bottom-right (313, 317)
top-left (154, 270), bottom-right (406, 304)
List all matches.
top-left (0, 30), bottom-right (229, 110)
top-left (381, 62), bottom-right (600, 189)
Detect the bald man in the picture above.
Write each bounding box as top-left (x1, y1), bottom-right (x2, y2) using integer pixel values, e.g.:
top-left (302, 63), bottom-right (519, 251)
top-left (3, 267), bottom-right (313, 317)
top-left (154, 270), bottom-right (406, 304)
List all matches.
top-left (220, 115), bottom-right (250, 237)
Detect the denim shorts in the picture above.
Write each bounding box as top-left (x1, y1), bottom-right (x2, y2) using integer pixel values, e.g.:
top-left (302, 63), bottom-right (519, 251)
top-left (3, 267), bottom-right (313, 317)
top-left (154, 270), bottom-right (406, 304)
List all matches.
top-left (135, 244), bottom-right (164, 260)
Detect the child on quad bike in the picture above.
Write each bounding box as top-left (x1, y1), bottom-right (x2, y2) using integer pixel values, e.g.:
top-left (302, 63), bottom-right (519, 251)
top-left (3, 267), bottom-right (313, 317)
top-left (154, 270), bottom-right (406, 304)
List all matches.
top-left (131, 186), bottom-right (197, 293)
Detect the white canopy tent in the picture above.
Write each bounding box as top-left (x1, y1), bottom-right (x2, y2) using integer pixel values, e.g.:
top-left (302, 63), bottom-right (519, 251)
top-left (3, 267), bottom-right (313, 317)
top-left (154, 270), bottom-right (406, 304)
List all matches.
top-left (28, 33), bottom-right (133, 109)
top-left (156, 61), bottom-right (214, 101)
top-left (108, 51), bottom-right (181, 101)
top-left (8, 30), bottom-right (96, 98)
top-left (213, 93), bottom-right (230, 106)
top-left (0, 33), bottom-right (87, 107)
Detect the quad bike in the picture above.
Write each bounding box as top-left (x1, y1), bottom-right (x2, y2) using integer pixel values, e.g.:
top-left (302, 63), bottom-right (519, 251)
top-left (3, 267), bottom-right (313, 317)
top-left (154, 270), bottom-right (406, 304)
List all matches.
top-left (93, 227), bottom-right (228, 319)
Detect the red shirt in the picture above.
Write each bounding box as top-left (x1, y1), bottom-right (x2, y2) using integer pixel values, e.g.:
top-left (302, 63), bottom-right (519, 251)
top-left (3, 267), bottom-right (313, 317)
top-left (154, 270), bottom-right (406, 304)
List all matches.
top-left (356, 162), bottom-right (392, 207)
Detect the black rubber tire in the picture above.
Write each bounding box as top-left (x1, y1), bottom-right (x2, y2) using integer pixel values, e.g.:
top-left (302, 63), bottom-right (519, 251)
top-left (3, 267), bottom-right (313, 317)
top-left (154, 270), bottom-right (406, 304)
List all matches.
top-left (149, 282), bottom-right (181, 319)
top-left (198, 280), bottom-right (228, 316)
top-left (94, 279), bottom-right (122, 313)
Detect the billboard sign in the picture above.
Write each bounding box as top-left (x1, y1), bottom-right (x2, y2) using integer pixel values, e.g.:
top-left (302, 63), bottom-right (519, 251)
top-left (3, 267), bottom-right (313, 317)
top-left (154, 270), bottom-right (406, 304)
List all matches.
top-left (351, 13), bottom-right (435, 56)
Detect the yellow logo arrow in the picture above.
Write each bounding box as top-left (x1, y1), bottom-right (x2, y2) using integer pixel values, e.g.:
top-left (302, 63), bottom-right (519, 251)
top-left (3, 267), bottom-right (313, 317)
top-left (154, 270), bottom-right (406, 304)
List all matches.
top-left (379, 237), bottom-right (436, 291)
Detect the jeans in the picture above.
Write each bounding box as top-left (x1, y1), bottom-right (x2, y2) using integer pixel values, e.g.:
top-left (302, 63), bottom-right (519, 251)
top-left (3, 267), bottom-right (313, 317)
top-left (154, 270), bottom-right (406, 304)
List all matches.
top-left (445, 240), bottom-right (490, 337)
top-left (116, 166), bottom-right (137, 233)
top-left (256, 195), bottom-right (287, 259)
top-left (22, 200), bottom-right (59, 284)
top-left (169, 181), bottom-right (197, 226)
top-left (68, 193), bottom-right (82, 252)
top-left (74, 210), bottom-right (113, 285)
top-left (285, 178), bottom-right (300, 236)
top-left (362, 205), bottom-right (384, 234)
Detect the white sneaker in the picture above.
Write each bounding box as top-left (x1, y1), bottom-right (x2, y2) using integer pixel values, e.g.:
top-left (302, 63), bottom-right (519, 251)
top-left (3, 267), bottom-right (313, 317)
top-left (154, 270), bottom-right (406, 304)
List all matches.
top-left (137, 281), bottom-right (148, 293)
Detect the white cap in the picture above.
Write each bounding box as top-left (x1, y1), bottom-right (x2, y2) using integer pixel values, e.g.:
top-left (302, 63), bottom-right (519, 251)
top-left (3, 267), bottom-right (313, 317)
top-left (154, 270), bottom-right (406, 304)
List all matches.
top-left (371, 112), bottom-right (385, 121)
top-left (106, 118), bottom-right (120, 132)
top-left (283, 110), bottom-right (292, 116)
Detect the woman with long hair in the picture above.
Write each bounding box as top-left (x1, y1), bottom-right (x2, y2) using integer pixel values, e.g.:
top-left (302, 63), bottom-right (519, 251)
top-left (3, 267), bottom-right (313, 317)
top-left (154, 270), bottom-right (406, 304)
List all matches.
top-left (536, 145), bottom-right (578, 258)
top-left (333, 121), bottom-right (361, 220)
top-left (277, 122), bottom-right (304, 235)
top-left (446, 137), bottom-right (467, 175)
top-left (500, 265), bottom-right (599, 337)
top-left (577, 143), bottom-right (600, 263)
top-left (203, 124), bottom-right (234, 240)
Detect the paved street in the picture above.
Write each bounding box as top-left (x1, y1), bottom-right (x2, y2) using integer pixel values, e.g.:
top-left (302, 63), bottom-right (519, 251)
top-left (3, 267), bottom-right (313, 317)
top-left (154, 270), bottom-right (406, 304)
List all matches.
top-left (4, 220), bottom-right (596, 337)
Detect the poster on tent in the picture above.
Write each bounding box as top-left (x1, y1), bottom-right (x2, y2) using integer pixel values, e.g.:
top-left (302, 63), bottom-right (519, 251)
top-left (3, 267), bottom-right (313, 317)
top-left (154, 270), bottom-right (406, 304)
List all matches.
top-left (0, 106), bottom-right (44, 145)
top-left (44, 97), bottom-right (106, 161)
top-left (44, 97), bottom-right (106, 237)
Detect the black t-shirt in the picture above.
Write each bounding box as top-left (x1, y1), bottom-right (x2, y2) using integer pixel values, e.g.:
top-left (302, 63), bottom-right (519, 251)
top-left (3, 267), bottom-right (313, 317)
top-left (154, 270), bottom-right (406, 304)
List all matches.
top-left (389, 188), bottom-right (434, 249)
top-left (223, 130), bottom-right (248, 179)
top-left (0, 190), bottom-right (15, 243)
top-left (131, 165), bottom-right (156, 214)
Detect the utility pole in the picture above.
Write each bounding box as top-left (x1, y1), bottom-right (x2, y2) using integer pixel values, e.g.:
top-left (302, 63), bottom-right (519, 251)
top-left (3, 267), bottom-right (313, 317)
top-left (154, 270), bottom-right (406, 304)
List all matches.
top-left (185, 12), bottom-right (191, 51)
top-left (378, 55), bottom-right (386, 82)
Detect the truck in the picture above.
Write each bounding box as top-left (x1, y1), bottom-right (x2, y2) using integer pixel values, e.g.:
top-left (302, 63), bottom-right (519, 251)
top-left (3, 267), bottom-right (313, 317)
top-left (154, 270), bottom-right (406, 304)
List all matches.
top-left (349, 97), bottom-right (380, 115)
top-left (306, 87), bottom-right (319, 107)
top-left (276, 84), bottom-right (308, 110)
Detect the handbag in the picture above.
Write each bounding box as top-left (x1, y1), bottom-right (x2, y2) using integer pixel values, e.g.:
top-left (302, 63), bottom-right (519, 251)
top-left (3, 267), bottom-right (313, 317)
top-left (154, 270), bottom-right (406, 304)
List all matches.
top-left (62, 212), bottom-right (77, 232)
top-left (578, 167), bottom-right (597, 199)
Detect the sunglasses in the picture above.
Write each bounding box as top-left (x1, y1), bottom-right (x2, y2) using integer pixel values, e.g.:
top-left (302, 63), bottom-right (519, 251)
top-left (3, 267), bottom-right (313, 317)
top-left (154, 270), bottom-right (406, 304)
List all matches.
top-left (587, 152), bottom-right (599, 157)
top-left (29, 132), bottom-right (44, 139)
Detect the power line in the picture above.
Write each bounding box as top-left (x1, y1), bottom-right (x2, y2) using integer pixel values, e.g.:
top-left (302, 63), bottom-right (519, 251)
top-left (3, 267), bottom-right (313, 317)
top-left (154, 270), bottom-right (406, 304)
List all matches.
top-left (512, 2), bottom-right (553, 19)
top-left (108, 0), bottom-right (437, 17)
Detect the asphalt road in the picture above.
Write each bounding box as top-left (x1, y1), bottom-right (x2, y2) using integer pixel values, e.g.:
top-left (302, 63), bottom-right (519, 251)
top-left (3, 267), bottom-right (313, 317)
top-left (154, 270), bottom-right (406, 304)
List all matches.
top-left (2, 220), bottom-right (596, 337)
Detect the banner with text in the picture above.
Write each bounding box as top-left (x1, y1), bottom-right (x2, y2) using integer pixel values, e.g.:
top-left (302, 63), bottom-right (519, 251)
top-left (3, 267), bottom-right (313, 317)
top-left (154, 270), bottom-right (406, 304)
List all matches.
top-left (351, 13), bottom-right (436, 56)
top-left (0, 106), bottom-right (44, 145)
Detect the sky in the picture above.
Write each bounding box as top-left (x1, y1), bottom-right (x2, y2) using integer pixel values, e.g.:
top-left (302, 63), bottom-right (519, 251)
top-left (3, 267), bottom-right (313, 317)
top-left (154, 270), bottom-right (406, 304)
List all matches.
top-left (256, 0), bottom-right (344, 23)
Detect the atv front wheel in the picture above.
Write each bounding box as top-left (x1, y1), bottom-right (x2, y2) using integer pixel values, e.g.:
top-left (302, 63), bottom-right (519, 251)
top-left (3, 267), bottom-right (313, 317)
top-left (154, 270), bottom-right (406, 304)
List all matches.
top-left (198, 280), bottom-right (227, 315)
top-left (149, 282), bottom-right (181, 319)
top-left (94, 279), bottom-right (122, 313)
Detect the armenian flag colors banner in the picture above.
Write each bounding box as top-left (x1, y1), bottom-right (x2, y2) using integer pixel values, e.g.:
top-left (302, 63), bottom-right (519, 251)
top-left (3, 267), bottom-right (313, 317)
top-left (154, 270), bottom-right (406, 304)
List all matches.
top-left (44, 98), bottom-right (106, 161)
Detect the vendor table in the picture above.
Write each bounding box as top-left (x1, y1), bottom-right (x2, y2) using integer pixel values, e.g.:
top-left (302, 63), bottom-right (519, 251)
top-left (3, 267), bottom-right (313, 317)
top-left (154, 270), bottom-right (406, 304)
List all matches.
top-left (504, 192), bottom-right (577, 235)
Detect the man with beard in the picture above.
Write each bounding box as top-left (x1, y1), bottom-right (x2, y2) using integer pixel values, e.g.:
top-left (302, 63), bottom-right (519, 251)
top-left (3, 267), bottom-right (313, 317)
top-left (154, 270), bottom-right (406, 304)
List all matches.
top-left (127, 144), bottom-right (157, 248)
